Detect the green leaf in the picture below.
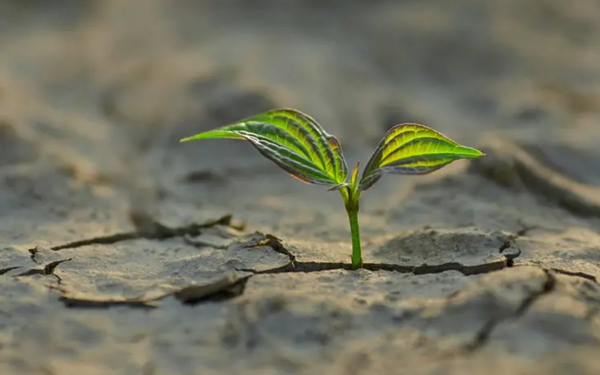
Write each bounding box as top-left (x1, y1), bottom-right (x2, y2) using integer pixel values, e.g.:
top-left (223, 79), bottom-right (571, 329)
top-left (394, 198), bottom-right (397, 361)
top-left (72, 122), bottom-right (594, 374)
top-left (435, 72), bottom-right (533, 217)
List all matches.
top-left (180, 108), bottom-right (349, 188)
top-left (359, 123), bottom-right (484, 190)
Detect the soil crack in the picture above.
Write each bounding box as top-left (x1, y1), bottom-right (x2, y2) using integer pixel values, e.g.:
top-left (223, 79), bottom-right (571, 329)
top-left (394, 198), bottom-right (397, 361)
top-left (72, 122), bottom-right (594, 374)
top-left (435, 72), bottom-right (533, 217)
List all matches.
top-left (15, 258), bottom-right (72, 284)
top-left (29, 247), bottom-right (39, 263)
top-left (246, 234), bottom-right (295, 262)
top-left (470, 141), bottom-right (600, 218)
top-left (59, 273), bottom-right (250, 309)
top-left (0, 266), bottom-right (21, 275)
top-left (550, 268), bottom-right (597, 283)
top-left (238, 255), bottom-right (516, 276)
top-left (51, 214), bottom-right (235, 251)
top-left (464, 269), bottom-right (556, 353)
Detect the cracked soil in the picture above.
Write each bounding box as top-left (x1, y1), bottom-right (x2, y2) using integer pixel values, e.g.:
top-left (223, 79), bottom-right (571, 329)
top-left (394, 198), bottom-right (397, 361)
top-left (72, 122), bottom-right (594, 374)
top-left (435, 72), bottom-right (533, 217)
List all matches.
top-left (1, 1), bottom-right (600, 374)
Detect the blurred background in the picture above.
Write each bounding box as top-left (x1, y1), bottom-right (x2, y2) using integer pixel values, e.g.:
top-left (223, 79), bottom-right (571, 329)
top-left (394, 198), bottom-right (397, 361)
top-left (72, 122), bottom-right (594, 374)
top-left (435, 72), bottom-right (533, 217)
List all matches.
top-left (0, 0), bottom-right (599, 243)
top-left (2, 3), bottom-right (600, 374)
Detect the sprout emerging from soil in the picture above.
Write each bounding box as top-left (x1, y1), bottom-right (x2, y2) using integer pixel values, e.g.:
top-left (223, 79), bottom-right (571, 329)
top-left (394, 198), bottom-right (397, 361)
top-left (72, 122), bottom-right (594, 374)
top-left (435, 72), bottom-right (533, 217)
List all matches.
top-left (181, 109), bottom-right (484, 268)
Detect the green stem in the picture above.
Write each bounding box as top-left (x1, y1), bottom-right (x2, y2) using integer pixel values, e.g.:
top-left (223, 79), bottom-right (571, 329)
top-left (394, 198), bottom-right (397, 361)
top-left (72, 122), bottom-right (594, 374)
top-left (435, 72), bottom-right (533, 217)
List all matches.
top-left (347, 206), bottom-right (362, 268)
top-left (341, 186), bottom-right (362, 268)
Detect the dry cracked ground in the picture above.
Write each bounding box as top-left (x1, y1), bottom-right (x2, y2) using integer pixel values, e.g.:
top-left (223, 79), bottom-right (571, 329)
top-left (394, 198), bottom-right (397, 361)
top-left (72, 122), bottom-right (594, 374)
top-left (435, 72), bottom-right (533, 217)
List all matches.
top-left (1, 0), bottom-right (600, 374)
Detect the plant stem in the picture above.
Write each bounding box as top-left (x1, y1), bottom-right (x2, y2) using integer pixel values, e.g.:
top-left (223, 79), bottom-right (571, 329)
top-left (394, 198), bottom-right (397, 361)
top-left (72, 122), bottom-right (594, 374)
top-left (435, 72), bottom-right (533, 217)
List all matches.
top-left (346, 206), bottom-right (362, 268)
top-left (341, 186), bottom-right (362, 268)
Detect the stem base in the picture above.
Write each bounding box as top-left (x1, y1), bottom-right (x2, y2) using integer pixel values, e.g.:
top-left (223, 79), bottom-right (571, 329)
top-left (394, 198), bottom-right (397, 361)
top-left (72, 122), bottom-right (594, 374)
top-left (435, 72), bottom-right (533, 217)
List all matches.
top-left (341, 185), bottom-right (363, 269)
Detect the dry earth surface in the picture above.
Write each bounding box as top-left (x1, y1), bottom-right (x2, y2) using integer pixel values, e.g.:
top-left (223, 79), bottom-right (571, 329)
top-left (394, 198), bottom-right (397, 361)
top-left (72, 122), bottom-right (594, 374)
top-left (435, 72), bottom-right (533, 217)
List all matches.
top-left (1, 0), bottom-right (600, 374)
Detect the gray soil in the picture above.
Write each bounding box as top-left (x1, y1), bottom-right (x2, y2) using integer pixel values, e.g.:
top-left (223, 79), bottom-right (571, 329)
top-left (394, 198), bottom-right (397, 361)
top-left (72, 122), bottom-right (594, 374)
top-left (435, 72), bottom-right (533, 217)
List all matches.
top-left (1, 1), bottom-right (600, 374)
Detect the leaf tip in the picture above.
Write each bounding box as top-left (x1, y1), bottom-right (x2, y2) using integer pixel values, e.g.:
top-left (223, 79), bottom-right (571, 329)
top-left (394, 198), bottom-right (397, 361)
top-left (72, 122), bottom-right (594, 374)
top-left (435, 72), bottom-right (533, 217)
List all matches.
top-left (179, 134), bottom-right (199, 143)
top-left (472, 148), bottom-right (486, 158)
top-left (460, 146), bottom-right (485, 159)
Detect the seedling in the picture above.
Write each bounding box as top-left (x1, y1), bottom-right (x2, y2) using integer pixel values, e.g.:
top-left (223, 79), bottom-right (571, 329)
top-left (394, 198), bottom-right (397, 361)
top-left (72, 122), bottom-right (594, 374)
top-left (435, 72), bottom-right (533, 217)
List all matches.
top-left (181, 109), bottom-right (484, 268)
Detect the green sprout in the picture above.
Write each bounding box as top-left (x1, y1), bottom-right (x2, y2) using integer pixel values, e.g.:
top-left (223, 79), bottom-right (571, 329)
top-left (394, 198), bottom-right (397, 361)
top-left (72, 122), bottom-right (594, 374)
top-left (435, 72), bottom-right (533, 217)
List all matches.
top-left (181, 109), bottom-right (484, 268)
